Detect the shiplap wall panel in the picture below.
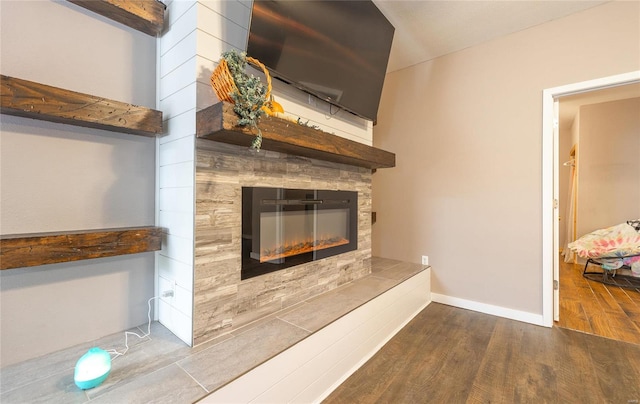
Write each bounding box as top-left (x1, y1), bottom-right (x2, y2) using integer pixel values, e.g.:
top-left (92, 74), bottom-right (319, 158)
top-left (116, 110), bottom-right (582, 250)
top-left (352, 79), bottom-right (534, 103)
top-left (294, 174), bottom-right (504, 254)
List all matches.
top-left (161, 30), bottom-right (197, 77)
top-left (159, 134), bottom-right (195, 166)
top-left (173, 283), bottom-right (194, 316)
top-left (159, 210), bottom-right (194, 239)
top-left (158, 298), bottom-right (193, 343)
top-left (196, 81), bottom-right (217, 109)
top-left (159, 161), bottom-right (195, 188)
top-left (165, 0), bottom-right (194, 27)
top-left (157, 0), bottom-right (197, 345)
top-left (195, 30), bottom-right (235, 71)
top-left (159, 275), bottom-right (193, 318)
top-left (195, 54), bottom-right (216, 79)
top-left (160, 4), bottom-right (197, 55)
top-left (160, 83), bottom-right (197, 119)
top-left (162, 233), bottom-right (194, 267)
top-left (161, 109), bottom-right (196, 145)
top-left (271, 95), bottom-right (374, 146)
top-left (159, 187), bottom-right (194, 214)
top-left (199, 0), bottom-right (251, 27)
top-left (158, 254), bottom-right (194, 290)
top-left (158, 254), bottom-right (194, 329)
top-left (197, 2), bottom-right (249, 49)
top-left (160, 56), bottom-right (197, 101)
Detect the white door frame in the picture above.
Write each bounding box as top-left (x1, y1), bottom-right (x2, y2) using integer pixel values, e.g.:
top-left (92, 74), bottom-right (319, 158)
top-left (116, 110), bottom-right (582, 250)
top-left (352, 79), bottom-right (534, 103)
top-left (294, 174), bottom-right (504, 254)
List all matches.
top-left (541, 70), bottom-right (640, 327)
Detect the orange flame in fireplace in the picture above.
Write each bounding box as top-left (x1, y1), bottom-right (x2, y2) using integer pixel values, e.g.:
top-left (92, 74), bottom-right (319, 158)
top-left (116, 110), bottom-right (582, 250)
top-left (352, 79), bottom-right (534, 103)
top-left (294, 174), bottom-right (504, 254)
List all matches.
top-left (260, 236), bottom-right (349, 263)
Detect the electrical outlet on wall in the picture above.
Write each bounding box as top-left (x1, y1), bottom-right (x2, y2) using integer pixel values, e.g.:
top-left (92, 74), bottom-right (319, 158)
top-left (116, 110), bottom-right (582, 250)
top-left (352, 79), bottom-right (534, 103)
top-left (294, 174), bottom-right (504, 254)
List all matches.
top-left (160, 278), bottom-right (176, 299)
top-left (421, 255), bottom-right (429, 266)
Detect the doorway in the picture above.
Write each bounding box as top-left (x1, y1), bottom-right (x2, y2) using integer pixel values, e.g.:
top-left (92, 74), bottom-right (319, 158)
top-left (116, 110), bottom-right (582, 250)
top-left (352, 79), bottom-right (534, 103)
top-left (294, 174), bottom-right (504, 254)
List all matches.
top-left (541, 71), bottom-right (640, 329)
top-left (556, 85), bottom-right (640, 344)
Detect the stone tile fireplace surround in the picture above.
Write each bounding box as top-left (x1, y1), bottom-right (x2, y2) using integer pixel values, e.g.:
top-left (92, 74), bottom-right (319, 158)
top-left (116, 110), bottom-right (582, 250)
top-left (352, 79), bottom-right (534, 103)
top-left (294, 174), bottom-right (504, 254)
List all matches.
top-left (193, 139), bottom-right (372, 346)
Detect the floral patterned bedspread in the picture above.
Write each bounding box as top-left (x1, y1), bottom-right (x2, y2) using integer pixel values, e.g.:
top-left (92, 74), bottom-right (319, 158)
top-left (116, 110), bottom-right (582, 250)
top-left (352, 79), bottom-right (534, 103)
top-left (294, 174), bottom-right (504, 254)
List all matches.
top-left (568, 222), bottom-right (640, 273)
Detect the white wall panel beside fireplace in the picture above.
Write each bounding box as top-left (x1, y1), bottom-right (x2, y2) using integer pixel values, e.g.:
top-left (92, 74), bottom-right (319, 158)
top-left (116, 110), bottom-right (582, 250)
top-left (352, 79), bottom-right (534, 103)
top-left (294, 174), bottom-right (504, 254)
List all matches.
top-left (161, 2), bottom-right (197, 54)
top-left (159, 134), bottom-right (195, 166)
top-left (194, 0), bottom-right (251, 110)
top-left (160, 83), bottom-right (198, 120)
top-left (164, 0), bottom-right (194, 27)
top-left (196, 80), bottom-right (216, 110)
top-left (159, 186), bottom-right (194, 213)
top-left (197, 1), bottom-right (250, 48)
top-left (158, 297), bottom-right (193, 345)
top-left (159, 210), bottom-right (194, 240)
top-left (161, 30), bottom-right (197, 78)
top-left (158, 255), bottom-right (194, 293)
top-left (157, 0), bottom-right (198, 345)
top-left (162, 233), bottom-right (195, 267)
top-left (162, 109), bottom-right (196, 144)
top-left (159, 161), bottom-right (195, 188)
top-left (195, 32), bottom-right (234, 78)
top-left (160, 56), bottom-right (197, 101)
top-left (199, 0), bottom-right (251, 29)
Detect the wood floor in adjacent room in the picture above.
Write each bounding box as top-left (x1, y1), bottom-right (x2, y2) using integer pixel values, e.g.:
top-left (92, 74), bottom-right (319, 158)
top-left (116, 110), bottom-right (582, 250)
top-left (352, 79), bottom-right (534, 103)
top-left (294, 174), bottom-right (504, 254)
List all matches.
top-left (323, 303), bottom-right (640, 403)
top-left (555, 257), bottom-right (640, 345)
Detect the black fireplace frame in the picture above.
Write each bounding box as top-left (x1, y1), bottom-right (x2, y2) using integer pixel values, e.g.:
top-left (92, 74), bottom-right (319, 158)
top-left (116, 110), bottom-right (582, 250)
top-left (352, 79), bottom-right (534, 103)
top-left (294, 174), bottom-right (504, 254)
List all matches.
top-left (241, 187), bottom-right (358, 280)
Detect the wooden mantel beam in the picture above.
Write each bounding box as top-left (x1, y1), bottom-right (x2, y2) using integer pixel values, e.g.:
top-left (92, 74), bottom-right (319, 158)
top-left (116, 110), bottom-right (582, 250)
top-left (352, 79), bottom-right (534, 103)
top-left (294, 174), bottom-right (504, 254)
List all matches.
top-left (1, 75), bottom-right (163, 137)
top-left (0, 226), bottom-right (163, 270)
top-left (196, 102), bottom-right (396, 169)
top-left (68, 0), bottom-right (166, 36)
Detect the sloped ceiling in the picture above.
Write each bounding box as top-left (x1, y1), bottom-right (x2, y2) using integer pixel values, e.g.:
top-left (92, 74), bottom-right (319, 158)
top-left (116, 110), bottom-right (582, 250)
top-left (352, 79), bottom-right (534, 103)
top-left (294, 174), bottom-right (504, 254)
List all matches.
top-left (373, 0), bottom-right (610, 73)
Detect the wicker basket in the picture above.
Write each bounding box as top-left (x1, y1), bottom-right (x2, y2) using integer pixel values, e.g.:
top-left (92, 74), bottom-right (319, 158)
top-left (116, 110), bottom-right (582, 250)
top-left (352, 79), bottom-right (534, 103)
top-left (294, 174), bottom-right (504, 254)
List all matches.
top-left (210, 56), bottom-right (272, 104)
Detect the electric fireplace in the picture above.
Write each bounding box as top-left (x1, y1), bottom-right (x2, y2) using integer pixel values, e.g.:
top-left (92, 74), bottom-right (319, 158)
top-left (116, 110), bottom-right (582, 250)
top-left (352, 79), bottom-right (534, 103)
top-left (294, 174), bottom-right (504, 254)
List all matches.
top-left (241, 187), bottom-right (358, 280)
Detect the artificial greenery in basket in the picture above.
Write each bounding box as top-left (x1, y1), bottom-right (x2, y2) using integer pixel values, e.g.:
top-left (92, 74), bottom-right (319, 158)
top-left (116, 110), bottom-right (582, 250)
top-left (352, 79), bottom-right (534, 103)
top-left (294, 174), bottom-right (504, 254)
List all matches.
top-left (214, 50), bottom-right (268, 151)
top-left (225, 50), bottom-right (268, 150)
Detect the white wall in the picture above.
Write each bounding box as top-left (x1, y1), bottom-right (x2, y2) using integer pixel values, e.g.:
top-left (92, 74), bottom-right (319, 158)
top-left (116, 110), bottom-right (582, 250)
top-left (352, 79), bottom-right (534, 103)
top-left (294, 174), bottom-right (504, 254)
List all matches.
top-left (576, 97), bottom-right (640, 236)
top-left (372, 1), bottom-right (640, 317)
top-left (0, 1), bottom-right (156, 366)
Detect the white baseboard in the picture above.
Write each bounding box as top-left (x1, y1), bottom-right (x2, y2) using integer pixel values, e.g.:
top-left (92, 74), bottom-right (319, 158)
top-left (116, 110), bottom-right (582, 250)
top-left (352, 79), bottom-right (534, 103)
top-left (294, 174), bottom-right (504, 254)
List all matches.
top-left (431, 293), bottom-right (545, 326)
top-left (200, 269), bottom-right (431, 403)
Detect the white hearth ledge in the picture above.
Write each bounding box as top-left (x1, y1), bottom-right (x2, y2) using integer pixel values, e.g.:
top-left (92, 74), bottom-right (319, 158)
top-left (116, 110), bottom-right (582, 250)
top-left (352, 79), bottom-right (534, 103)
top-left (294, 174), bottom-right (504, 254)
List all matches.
top-left (199, 267), bottom-right (431, 403)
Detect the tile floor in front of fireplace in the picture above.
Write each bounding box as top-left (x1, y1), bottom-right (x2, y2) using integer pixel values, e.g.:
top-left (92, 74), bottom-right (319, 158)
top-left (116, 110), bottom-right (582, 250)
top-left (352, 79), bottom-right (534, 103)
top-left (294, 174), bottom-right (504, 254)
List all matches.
top-left (0, 257), bottom-right (427, 404)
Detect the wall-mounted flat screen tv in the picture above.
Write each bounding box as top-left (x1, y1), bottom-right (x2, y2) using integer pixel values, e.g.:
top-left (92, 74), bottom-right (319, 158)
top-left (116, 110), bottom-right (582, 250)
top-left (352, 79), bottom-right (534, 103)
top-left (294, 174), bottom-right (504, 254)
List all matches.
top-left (247, 0), bottom-right (395, 122)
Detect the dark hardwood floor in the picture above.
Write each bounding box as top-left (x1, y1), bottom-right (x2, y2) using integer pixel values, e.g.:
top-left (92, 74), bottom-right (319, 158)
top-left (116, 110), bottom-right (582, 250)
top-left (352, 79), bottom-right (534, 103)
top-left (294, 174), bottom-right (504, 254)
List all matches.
top-left (556, 257), bottom-right (640, 345)
top-left (323, 303), bottom-right (640, 403)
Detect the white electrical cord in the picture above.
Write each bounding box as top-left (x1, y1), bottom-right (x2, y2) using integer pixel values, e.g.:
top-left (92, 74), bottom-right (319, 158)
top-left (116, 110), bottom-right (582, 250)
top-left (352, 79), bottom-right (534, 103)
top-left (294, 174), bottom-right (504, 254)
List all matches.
top-left (105, 296), bottom-right (158, 361)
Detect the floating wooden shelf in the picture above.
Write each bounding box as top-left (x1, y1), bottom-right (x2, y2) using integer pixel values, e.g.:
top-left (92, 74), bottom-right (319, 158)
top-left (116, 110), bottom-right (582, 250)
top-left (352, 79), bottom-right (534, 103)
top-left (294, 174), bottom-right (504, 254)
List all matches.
top-left (1, 75), bottom-right (163, 137)
top-left (196, 102), bottom-right (396, 169)
top-left (0, 226), bottom-right (163, 270)
top-left (68, 0), bottom-right (165, 36)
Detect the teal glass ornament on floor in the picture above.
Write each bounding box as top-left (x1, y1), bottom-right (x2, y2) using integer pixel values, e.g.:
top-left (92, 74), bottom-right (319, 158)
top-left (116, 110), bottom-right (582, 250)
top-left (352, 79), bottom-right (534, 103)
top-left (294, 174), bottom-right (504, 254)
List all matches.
top-left (74, 347), bottom-right (111, 390)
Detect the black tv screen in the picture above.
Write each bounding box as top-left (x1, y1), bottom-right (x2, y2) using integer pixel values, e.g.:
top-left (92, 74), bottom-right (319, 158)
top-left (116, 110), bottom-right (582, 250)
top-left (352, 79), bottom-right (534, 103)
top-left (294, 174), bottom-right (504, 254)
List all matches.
top-left (247, 0), bottom-right (395, 122)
